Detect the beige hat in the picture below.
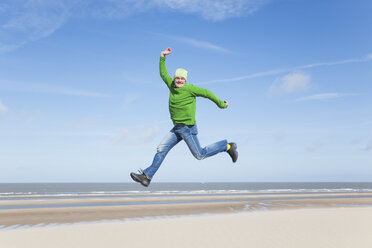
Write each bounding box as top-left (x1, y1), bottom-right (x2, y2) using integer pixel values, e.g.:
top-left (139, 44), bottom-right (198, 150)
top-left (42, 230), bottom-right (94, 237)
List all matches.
top-left (174, 68), bottom-right (188, 81)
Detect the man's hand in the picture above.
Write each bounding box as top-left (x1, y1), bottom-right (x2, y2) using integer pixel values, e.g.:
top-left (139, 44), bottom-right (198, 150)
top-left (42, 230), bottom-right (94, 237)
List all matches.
top-left (161, 47), bottom-right (172, 57)
top-left (224, 100), bottom-right (229, 108)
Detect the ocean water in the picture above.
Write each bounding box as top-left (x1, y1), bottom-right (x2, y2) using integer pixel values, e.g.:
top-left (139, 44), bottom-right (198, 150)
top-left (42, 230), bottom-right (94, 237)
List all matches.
top-left (1, 182), bottom-right (372, 199)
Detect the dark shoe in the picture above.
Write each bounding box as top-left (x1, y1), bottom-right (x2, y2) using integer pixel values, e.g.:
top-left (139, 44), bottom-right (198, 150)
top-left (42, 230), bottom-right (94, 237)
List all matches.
top-left (227, 142), bottom-right (238, 163)
top-left (130, 169), bottom-right (151, 187)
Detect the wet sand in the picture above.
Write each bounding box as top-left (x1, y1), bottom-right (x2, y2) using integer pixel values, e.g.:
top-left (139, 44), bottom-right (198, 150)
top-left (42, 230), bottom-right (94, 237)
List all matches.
top-left (1, 192), bottom-right (372, 227)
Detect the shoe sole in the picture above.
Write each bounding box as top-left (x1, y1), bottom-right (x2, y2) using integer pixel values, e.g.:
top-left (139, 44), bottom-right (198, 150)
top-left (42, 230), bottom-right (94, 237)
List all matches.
top-left (130, 173), bottom-right (141, 183)
top-left (130, 173), bottom-right (150, 187)
top-left (229, 143), bottom-right (238, 163)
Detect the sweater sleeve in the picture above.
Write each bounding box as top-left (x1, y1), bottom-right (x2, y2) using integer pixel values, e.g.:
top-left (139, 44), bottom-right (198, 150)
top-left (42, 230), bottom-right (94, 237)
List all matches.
top-left (159, 57), bottom-right (173, 88)
top-left (189, 84), bottom-right (227, 109)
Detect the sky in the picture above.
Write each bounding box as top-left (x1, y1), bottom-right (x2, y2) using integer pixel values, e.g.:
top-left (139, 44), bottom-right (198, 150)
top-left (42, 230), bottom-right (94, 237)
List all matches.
top-left (0, 0), bottom-right (371, 183)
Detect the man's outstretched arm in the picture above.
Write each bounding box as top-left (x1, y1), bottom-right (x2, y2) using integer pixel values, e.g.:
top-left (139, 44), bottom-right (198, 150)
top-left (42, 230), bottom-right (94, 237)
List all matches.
top-left (159, 48), bottom-right (173, 88)
top-left (189, 84), bottom-right (228, 109)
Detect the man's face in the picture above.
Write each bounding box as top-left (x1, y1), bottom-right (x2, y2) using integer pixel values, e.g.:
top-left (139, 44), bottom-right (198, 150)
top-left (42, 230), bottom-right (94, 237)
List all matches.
top-left (174, 77), bottom-right (186, 88)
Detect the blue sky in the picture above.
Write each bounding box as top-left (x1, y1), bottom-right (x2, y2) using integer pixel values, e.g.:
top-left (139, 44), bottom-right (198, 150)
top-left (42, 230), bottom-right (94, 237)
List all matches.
top-left (0, 0), bottom-right (371, 183)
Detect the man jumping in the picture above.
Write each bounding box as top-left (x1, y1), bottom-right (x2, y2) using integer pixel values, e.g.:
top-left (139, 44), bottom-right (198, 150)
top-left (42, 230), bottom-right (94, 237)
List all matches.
top-left (130, 47), bottom-right (238, 187)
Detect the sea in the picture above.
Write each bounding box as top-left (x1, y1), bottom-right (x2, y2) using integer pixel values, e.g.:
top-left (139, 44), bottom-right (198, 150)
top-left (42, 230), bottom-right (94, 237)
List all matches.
top-left (1, 182), bottom-right (372, 199)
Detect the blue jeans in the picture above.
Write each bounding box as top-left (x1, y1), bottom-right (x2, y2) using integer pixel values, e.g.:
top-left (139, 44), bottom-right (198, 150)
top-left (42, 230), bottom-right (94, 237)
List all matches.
top-left (143, 124), bottom-right (228, 179)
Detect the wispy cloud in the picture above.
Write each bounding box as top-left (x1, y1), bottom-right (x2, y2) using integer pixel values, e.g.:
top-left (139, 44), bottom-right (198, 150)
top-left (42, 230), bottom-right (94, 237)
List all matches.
top-left (1, 0), bottom-right (73, 54)
top-left (0, 129), bottom-right (113, 137)
top-left (294, 56), bottom-right (372, 70)
top-left (0, 42), bottom-right (27, 54)
top-left (112, 125), bottom-right (160, 145)
top-left (1, 0), bottom-right (267, 54)
top-left (45, 88), bottom-right (111, 98)
top-left (295, 93), bottom-right (359, 102)
top-left (273, 130), bottom-right (287, 143)
top-left (175, 36), bottom-right (230, 53)
top-left (122, 94), bottom-right (139, 106)
top-left (151, 32), bottom-right (230, 52)
top-left (202, 69), bottom-right (284, 84)
top-left (0, 100), bottom-right (8, 116)
top-left (203, 54), bottom-right (372, 84)
top-left (360, 121), bottom-right (372, 126)
top-left (114, 93), bottom-right (140, 111)
top-left (365, 138), bottom-right (372, 151)
top-left (269, 71), bottom-right (311, 95)
top-left (83, 0), bottom-right (268, 21)
top-left (306, 141), bottom-right (323, 152)
top-left (154, 0), bottom-right (268, 21)
top-left (0, 80), bottom-right (110, 98)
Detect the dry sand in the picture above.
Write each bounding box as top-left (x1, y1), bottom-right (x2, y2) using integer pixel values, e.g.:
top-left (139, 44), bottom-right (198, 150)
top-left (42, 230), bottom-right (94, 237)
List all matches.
top-left (0, 207), bottom-right (371, 248)
top-left (1, 192), bottom-right (372, 247)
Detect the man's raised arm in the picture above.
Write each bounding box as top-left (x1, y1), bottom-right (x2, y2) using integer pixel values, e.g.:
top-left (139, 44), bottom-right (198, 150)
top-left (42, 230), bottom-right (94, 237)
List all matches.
top-left (159, 47), bottom-right (173, 88)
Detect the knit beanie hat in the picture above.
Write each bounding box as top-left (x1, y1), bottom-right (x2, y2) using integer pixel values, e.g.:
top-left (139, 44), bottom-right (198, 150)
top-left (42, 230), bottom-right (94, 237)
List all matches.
top-left (174, 68), bottom-right (188, 81)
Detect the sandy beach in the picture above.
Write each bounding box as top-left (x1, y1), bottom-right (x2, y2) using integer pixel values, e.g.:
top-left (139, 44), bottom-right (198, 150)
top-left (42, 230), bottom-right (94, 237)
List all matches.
top-left (1, 192), bottom-right (372, 226)
top-left (1, 191), bottom-right (372, 247)
top-left (0, 207), bottom-right (371, 248)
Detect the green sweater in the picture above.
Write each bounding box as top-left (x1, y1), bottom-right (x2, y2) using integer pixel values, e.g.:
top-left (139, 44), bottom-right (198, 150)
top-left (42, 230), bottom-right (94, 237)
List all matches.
top-left (160, 56), bottom-right (226, 126)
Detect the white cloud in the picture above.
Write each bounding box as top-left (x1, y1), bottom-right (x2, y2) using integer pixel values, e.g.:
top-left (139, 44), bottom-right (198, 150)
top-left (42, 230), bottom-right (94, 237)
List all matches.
top-left (0, 42), bottom-right (27, 54)
top-left (0, 0), bottom-right (267, 54)
top-left (295, 93), bottom-right (358, 102)
top-left (1, 0), bottom-right (74, 53)
top-left (0, 3), bottom-right (7, 13)
top-left (112, 125), bottom-right (160, 145)
top-left (365, 138), bottom-right (372, 151)
top-left (153, 0), bottom-right (267, 21)
top-left (151, 32), bottom-right (230, 52)
top-left (203, 54), bottom-right (372, 84)
top-left (202, 69), bottom-right (284, 84)
top-left (273, 130), bottom-right (286, 143)
top-left (78, 0), bottom-right (268, 21)
top-left (78, 0), bottom-right (149, 20)
top-left (270, 71), bottom-right (311, 95)
top-left (0, 79), bottom-right (110, 98)
top-left (360, 121), bottom-right (372, 126)
top-left (50, 88), bottom-right (110, 98)
top-left (306, 141), bottom-right (323, 152)
top-left (140, 126), bottom-right (160, 143)
top-left (2, 1), bottom-right (70, 33)
top-left (0, 129), bottom-right (113, 137)
top-left (0, 100), bottom-right (8, 116)
top-left (175, 36), bottom-right (230, 53)
top-left (82, 0), bottom-right (268, 21)
top-left (295, 56), bottom-right (372, 70)
top-left (123, 94), bottom-right (139, 105)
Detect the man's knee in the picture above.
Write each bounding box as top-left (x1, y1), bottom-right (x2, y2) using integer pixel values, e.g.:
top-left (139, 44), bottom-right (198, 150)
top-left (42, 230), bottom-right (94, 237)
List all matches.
top-left (157, 144), bottom-right (169, 153)
top-left (193, 152), bottom-right (205, 160)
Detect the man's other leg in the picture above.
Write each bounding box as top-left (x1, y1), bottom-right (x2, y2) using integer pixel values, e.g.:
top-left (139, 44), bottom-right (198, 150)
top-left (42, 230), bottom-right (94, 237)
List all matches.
top-left (143, 129), bottom-right (181, 179)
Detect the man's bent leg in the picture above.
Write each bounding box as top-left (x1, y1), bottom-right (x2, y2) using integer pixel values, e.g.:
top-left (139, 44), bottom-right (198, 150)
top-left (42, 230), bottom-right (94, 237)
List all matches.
top-left (178, 125), bottom-right (227, 160)
top-left (143, 129), bottom-right (181, 179)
